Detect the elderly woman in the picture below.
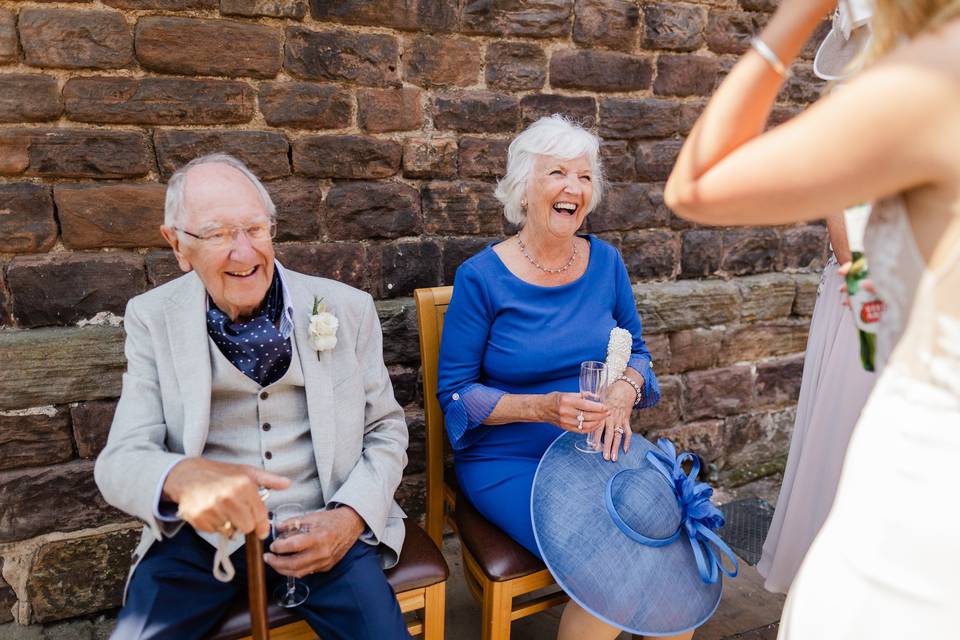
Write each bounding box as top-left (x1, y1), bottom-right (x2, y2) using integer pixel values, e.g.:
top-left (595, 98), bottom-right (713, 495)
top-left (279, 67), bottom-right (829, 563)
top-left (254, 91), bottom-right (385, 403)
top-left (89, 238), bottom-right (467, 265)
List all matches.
top-left (437, 116), bottom-right (688, 640)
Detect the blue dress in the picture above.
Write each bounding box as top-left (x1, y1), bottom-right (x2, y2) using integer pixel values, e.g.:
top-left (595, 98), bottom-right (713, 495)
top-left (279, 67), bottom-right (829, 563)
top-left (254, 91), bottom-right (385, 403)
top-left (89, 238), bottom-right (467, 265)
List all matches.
top-left (437, 235), bottom-right (660, 558)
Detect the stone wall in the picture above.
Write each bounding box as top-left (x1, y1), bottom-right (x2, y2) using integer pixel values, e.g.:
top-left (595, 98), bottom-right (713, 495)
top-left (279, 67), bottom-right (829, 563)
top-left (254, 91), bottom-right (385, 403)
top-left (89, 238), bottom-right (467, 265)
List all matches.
top-left (0, 0), bottom-right (827, 629)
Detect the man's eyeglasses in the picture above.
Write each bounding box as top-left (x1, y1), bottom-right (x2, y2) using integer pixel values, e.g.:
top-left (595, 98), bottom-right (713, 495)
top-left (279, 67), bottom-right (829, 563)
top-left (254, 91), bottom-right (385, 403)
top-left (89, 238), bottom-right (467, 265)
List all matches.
top-left (174, 220), bottom-right (277, 248)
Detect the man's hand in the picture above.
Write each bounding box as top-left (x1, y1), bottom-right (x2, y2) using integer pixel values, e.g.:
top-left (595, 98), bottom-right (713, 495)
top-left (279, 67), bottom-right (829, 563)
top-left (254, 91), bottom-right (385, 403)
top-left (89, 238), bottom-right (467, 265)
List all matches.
top-left (163, 458), bottom-right (291, 539)
top-left (264, 507), bottom-right (366, 577)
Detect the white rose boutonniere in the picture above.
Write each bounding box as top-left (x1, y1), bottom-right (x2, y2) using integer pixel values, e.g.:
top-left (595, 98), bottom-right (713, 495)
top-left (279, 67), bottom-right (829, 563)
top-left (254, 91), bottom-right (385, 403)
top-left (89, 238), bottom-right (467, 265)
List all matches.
top-left (308, 296), bottom-right (338, 358)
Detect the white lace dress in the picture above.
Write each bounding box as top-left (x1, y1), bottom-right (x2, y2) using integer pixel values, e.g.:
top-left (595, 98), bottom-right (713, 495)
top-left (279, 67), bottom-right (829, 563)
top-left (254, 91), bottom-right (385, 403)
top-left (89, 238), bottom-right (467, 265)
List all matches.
top-left (779, 197), bottom-right (960, 637)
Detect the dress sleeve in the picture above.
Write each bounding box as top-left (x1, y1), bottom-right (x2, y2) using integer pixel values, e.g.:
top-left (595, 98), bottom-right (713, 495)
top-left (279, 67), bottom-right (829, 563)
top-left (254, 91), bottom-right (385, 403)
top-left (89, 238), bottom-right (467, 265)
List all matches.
top-left (612, 254), bottom-right (660, 409)
top-left (437, 263), bottom-right (506, 450)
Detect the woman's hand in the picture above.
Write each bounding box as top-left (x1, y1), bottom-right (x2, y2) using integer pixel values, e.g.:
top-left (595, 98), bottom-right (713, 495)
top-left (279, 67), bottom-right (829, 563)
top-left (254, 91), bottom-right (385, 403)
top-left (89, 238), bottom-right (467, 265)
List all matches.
top-left (837, 260), bottom-right (879, 308)
top-left (599, 380), bottom-right (635, 462)
top-left (543, 392), bottom-right (609, 433)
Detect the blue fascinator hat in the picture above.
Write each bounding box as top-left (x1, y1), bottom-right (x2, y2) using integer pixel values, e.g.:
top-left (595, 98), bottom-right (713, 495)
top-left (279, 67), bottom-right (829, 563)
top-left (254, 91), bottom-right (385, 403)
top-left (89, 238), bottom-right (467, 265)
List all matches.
top-left (531, 432), bottom-right (738, 636)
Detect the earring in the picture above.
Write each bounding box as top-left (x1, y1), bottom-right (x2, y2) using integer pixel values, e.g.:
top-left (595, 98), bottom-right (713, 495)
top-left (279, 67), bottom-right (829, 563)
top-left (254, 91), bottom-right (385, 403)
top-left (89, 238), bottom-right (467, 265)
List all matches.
top-left (520, 199), bottom-right (527, 208)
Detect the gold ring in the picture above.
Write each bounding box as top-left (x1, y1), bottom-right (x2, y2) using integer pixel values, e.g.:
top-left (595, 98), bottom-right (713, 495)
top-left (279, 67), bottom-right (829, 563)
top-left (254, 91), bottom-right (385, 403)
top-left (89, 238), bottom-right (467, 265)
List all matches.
top-left (218, 520), bottom-right (233, 535)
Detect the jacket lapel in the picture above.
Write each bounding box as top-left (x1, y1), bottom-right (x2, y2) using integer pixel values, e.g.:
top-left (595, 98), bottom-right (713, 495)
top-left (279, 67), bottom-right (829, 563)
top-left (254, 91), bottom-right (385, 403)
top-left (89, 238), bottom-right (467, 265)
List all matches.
top-left (288, 275), bottom-right (337, 499)
top-left (164, 273), bottom-right (212, 457)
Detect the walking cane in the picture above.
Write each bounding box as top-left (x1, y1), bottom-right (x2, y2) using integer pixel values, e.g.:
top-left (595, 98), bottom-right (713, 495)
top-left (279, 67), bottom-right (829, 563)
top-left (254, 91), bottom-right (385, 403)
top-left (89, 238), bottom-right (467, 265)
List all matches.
top-left (245, 532), bottom-right (270, 640)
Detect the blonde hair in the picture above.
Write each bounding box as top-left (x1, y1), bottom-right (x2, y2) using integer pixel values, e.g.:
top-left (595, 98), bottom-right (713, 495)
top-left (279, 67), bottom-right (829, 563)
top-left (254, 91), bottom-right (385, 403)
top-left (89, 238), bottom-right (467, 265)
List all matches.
top-left (866, 0), bottom-right (960, 62)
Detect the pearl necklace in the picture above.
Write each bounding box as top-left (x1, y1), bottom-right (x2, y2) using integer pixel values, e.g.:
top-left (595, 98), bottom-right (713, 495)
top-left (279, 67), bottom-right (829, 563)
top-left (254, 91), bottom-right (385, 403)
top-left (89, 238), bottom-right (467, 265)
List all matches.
top-left (516, 233), bottom-right (578, 274)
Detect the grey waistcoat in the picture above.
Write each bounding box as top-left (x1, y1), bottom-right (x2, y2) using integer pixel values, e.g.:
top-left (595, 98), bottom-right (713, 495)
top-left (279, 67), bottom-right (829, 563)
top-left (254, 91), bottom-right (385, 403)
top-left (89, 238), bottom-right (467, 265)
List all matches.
top-left (199, 332), bottom-right (323, 554)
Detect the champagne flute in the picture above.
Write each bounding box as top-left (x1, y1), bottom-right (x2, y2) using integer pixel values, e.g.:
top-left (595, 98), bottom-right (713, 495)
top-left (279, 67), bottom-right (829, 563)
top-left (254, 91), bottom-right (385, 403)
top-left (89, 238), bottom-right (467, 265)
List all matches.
top-left (575, 361), bottom-right (607, 454)
top-left (273, 503), bottom-right (310, 608)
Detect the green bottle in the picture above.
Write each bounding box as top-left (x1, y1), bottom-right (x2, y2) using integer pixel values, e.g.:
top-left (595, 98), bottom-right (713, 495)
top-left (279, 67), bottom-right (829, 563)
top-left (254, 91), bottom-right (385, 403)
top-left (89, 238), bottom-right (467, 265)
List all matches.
top-left (843, 204), bottom-right (881, 372)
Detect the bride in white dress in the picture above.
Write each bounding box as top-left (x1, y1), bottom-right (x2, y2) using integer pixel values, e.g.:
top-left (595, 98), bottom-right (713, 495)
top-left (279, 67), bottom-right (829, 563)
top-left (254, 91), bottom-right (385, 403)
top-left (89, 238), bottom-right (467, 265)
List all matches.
top-left (663, 0), bottom-right (960, 637)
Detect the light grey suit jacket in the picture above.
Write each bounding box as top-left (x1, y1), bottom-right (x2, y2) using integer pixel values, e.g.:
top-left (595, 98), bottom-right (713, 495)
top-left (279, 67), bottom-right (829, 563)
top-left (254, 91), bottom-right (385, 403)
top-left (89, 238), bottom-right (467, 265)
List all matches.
top-left (95, 266), bottom-right (408, 579)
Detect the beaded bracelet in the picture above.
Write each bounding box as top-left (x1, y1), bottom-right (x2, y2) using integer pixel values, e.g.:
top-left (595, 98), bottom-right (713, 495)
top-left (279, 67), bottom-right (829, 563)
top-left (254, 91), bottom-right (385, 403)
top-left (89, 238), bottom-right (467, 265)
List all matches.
top-left (616, 375), bottom-right (644, 407)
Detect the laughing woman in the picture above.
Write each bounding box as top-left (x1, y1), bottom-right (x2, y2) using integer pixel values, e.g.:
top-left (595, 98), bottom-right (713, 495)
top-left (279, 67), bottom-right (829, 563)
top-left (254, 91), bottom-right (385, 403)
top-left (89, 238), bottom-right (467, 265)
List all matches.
top-left (437, 116), bottom-right (693, 640)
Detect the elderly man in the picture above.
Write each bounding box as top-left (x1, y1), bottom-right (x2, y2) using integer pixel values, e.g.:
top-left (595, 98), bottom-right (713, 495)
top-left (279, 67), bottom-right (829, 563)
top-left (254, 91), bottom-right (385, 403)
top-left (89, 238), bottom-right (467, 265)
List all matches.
top-left (95, 154), bottom-right (410, 639)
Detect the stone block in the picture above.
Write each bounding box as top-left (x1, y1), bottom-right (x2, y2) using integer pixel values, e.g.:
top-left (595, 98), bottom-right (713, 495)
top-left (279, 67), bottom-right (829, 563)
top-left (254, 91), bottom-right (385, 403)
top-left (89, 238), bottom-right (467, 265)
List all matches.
top-left (461, 0), bottom-right (573, 38)
top-left (0, 10), bottom-right (16, 64)
top-left (275, 242), bottom-right (368, 292)
top-left (404, 36), bottom-right (481, 88)
top-left (257, 82), bottom-right (350, 129)
top-left (706, 10), bottom-right (767, 55)
top-left (0, 75), bottom-right (62, 123)
top-left (642, 3), bottom-right (707, 51)
top-left (589, 182), bottom-right (671, 232)
top-left (0, 326), bottom-right (125, 410)
top-left (0, 183), bottom-right (57, 254)
top-left (357, 87), bottom-right (423, 133)
top-left (441, 236), bottom-right (498, 285)
top-left (633, 375), bottom-right (682, 431)
top-left (64, 77), bottom-right (255, 125)
top-left (755, 354), bottom-right (804, 408)
top-left (395, 472), bottom-right (425, 521)
top-left (736, 273), bottom-right (797, 322)
top-left (720, 228), bottom-right (781, 275)
top-left (654, 54), bottom-right (719, 96)
top-left (0, 410), bottom-right (73, 471)
top-left (154, 129), bottom-right (290, 180)
top-left (422, 181), bottom-right (502, 236)
top-left (293, 135), bottom-right (401, 179)
top-left (668, 327), bottom-right (724, 373)
top-left (599, 98), bottom-right (679, 139)
top-left (19, 8), bottom-right (133, 70)
top-left (680, 228), bottom-right (721, 277)
top-left (0, 577), bottom-right (12, 624)
top-left (573, 0), bottom-right (640, 51)
top-left (264, 177), bottom-right (322, 242)
top-left (323, 182), bottom-right (420, 240)
top-left (782, 224), bottom-right (828, 270)
top-left (683, 364), bottom-right (753, 420)
top-left (28, 527), bottom-right (140, 623)
top-left (458, 137), bottom-right (509, 179)
top-left (308, 0), bottom-right (458, 32)
top-left (643, 333), bottom-right (671, 374)
top-left (724, 407), bottom-right (796, 469)
top-left (145, 250), bottom-right (183, 287)
top-left (649, 419), bottom-right (725, 465)
top-left (0, 129), bottom-right (152, 179)
top-left (621, 229), bottom-right (677, 281)
top-left (719, 321), bottom-right (810, 365)
top-left (105, 0), bottom-right (217, 7)
top-left (135, 17), bottom-right (281, 78)
top-left (679, 99), bottom-right (706, 134)
top-left (404, 411), bottom-right (425, 474)
top-left (635, 138), bottom-right (683, 181)
top-left (402, 138), bottom-right (457, 179)
top-left (433, 91), bottom-right (520, 134)
top-left (778, 64), bottom-right (822, 104)
top-left (634, 279), bottom-right (740, 334)
top-left (56, 184), bottom-right (167, 250)
top-left (284, 27), bottom-right (399, 86)
top-left (380, 241), bottom-right (442, 298)
top-left (550, 49), bottom-right (652, 92)
top-left (601, 140), bottom-right (636, 182)
top-left (768, 104), bottom-right (803, 128)
top-left (389, 364), bottom-right (419, 408)
top-left (739, 0), bottom-right (777, 11)
top-left (8, 253), bottom-right (146, 328)
top-left (0, 270), bottom-right (10, 328)
top-left (485, 41), bottom-right (547, 91)
top-left (792, 272), bottom-right (819, 316)
top-left (71, 399), bottom-right (117, 459)
top-left (520, 94), bottom-right (596, 127)
top-left (376, 298), bottom-right (419, 367)
top-left (221, 0), bottom-right (308, 18)
top-left (0, 461), bottom-right (126, 543)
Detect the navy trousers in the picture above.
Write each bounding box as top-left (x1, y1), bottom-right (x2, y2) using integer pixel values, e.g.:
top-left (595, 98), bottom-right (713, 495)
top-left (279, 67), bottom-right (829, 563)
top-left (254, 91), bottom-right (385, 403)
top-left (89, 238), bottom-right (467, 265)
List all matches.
top-left (112, 527), bottom-right (410, 640)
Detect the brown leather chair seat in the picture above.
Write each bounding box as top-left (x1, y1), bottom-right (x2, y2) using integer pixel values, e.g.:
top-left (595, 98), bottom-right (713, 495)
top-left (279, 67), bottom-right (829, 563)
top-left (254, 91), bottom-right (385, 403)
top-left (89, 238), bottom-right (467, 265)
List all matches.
top-left (454, 491), bottom-right (546, 582)
top-left (206, 519), bottom-right (448, 640)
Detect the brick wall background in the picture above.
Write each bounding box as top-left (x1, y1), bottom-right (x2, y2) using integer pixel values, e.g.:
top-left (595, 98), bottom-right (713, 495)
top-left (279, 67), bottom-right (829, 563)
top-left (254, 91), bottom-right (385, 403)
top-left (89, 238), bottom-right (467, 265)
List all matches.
top-left (0, 0), bottom-right (829, 630)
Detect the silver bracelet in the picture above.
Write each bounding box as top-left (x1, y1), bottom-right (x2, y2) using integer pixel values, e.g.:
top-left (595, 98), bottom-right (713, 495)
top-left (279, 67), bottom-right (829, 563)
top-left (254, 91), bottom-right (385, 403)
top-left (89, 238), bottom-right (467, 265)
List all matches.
top-left (616, 375), bottom-right (643, 407)
top-left (750, 37), bottom-right (792, 79)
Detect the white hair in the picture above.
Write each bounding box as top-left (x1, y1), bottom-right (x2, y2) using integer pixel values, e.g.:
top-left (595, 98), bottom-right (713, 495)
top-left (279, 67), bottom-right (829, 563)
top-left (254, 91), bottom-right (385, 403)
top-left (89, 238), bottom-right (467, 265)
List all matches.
top-left (164, 153), bottom-right (277, 227)
top-left (494, 115), bottom-right (605, 226)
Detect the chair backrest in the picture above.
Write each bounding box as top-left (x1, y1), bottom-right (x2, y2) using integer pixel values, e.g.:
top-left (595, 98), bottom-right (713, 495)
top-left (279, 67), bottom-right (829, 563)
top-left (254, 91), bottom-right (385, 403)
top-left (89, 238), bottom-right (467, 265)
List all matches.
top-left (413, 286), bottom-right (453, 546)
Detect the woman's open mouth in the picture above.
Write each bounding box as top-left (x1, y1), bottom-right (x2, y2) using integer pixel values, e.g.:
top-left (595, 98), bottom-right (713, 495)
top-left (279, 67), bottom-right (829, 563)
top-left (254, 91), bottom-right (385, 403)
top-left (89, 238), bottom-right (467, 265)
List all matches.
top-left (552, 201), bottom-right (578, 216)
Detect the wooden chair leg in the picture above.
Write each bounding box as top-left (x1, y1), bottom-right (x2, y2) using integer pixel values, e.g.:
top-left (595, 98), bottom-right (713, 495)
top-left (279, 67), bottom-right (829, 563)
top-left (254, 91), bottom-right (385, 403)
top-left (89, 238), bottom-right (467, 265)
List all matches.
top-left (481, 578), bottom-right (512, 640)
top-left (422, 582), bottom-right (446, 640)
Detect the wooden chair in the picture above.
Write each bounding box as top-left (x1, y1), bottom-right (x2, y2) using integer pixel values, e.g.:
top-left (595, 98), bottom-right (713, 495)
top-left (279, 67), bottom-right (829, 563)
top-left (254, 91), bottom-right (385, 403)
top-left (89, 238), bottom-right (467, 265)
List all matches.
top-left (414, 286), bottom-right (568, 640)
top-left (206, 519), bottom-right (447, 640)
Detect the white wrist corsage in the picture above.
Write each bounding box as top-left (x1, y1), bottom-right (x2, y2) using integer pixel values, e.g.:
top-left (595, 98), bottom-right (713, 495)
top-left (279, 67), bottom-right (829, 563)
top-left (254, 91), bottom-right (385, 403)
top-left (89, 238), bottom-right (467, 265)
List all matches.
top-left (308, 296), bottom-right (338, 357)
top-left (605, 327), bottom-right (643, 406)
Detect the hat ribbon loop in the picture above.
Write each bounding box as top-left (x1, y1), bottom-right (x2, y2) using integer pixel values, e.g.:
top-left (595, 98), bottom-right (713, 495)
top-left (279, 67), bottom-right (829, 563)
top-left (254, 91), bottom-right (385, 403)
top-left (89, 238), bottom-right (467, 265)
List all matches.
top-left (604, 438), bottom-right (739, 584)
